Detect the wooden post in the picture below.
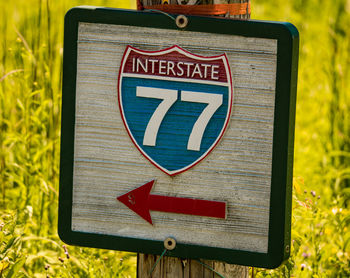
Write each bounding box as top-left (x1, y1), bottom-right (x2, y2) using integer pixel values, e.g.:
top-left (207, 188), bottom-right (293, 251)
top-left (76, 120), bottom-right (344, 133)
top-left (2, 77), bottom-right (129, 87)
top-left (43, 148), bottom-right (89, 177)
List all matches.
top-left (138, 254), bottom-right (249, 277)
top-left (137, 2), bottom-right (250, 277)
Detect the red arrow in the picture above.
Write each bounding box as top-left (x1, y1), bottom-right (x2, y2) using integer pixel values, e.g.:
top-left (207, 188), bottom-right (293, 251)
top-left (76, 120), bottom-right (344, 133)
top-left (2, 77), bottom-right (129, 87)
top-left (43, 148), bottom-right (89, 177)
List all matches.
top-left (117, 180), bottom-right (226, 225)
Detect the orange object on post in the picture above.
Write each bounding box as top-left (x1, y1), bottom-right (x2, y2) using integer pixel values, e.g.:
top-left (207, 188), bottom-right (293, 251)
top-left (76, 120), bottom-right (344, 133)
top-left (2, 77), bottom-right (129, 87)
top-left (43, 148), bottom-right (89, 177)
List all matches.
top-left (137, 0), bottom-right (251, 17)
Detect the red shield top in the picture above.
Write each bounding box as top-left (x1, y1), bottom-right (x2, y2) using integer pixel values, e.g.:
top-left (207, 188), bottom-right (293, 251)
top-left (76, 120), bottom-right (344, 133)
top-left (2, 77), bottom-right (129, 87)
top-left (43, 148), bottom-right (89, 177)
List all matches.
top-left (121, 45), bottom-right (229, 84)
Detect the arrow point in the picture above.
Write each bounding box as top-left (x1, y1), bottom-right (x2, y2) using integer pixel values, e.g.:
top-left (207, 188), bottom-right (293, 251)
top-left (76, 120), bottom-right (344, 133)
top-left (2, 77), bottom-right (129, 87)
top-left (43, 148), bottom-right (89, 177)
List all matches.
top-left (117, 180), bottom-right (155, 225)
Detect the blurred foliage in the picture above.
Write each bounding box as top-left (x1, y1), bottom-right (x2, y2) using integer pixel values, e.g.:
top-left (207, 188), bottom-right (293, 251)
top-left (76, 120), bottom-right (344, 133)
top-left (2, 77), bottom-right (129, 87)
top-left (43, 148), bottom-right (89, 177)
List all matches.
top-left (252, 0), bottom-right (350, 277)
top-left (0, 1), bottom-right (136, 277)
top-left (0, 0), bottom-right (349, 277)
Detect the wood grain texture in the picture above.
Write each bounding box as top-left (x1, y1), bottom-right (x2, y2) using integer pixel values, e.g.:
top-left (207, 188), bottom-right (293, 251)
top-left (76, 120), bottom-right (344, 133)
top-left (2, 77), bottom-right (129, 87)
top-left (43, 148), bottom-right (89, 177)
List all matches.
top-left (137, 255), bottom-right (249, 277)
top-left (71, 22), bottom-right (276, 256)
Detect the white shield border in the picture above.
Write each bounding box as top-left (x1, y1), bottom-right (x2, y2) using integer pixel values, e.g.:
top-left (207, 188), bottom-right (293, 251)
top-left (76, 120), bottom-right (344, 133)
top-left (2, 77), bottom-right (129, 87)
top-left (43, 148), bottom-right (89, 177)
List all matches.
top-left (118, 45), bottom-right (233, 176)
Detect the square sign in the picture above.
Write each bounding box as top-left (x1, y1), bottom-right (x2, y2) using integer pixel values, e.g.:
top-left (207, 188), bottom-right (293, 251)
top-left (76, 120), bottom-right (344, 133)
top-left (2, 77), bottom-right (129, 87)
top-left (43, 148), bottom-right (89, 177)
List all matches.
top-left (59, 6), bottom-right (299, 269)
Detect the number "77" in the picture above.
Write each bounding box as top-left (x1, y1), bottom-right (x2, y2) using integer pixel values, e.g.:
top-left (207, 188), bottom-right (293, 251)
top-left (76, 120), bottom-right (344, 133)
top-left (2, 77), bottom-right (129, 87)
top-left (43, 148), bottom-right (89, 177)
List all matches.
top-left (136, 86), bottom-right (223, 151)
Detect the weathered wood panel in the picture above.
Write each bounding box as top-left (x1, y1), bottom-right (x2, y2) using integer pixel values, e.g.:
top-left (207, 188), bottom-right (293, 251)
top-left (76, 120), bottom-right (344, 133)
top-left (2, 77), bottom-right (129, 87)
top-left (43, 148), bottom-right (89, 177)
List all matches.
top-left (71, 22), bottom-right (277, 254)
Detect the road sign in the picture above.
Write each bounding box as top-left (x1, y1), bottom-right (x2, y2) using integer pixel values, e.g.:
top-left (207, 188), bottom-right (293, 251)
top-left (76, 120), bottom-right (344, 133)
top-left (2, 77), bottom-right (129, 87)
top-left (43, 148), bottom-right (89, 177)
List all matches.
top-left (119, 45), bottom-right (232, 175)
top-left (59, 6), bottom-right (299, 268)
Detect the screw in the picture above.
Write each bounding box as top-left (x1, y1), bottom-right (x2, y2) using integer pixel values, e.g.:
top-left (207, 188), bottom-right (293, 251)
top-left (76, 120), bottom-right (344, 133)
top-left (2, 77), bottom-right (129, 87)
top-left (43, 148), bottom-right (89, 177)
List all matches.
top-left (176, 15), bottom-right (188, 29)
top-left (285, 245), bottom-right (290, 253)
top-left (164, 237), bottom-right (176, 250)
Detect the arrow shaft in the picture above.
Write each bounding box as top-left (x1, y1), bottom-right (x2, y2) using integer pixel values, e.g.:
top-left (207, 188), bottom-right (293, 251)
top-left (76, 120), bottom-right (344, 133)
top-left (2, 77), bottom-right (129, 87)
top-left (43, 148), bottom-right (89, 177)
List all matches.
top-left (149, 195), bottom-right (226, 219)
top-left (117, 180), bottom-right (226, 224)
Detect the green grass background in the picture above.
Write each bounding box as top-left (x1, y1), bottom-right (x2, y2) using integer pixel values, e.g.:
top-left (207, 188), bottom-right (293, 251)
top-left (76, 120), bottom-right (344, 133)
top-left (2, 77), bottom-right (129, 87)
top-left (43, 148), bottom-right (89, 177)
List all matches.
top-left (0, 0), bottom-right (349, 277)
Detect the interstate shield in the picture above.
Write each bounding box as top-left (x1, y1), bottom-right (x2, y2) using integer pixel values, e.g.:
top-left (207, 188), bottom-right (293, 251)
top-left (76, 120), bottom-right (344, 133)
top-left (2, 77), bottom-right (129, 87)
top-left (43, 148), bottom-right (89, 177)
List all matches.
top-left (118, 45), bottom-right (233, 176)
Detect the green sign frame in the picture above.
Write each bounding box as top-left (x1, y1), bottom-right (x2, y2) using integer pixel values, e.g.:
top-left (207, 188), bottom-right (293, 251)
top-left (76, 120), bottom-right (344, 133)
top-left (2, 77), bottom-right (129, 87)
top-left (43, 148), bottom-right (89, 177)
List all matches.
top-left (59, 6), bottom-right (299, 269)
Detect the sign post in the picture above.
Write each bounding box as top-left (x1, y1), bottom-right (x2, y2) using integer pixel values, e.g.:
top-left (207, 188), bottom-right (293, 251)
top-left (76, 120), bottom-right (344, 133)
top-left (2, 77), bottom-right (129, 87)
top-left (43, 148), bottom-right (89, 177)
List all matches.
top-left (59, 3), bottom-right (299, 277)
top-left (136, 1), bottom-right (251, 276)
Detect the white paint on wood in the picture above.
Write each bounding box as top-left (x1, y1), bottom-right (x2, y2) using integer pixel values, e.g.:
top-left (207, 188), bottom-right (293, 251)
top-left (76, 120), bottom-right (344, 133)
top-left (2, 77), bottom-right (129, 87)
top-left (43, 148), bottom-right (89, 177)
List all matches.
top-left (136, 86), bottom-right (178, 147)
top-left (181, 90), bottom-right (223, 151)
top-left (71, 23), bottom-right (277, 253)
